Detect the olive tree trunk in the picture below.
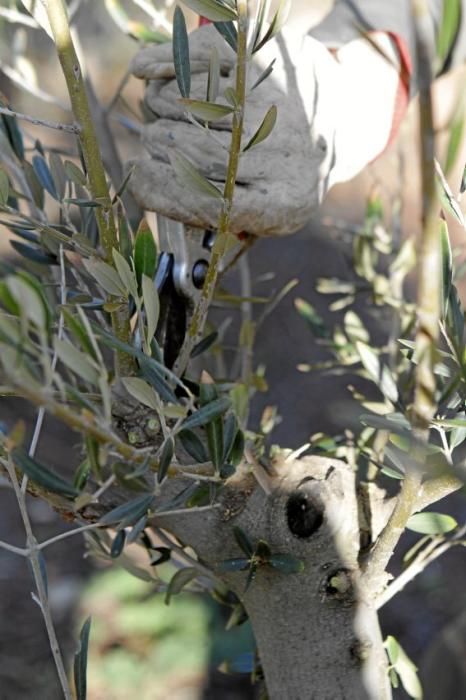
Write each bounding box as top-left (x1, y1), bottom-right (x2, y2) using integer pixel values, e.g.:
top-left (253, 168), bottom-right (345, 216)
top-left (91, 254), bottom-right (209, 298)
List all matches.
top-left (140, 455), bottom-right (393, 700)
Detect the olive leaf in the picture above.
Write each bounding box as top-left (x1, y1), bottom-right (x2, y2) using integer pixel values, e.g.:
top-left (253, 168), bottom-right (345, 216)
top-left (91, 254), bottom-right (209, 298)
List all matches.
top-left (435, 158), bottom-right (465, 227)
top-left (134, 218), bottom-right (158, 284)
top-left (32, 154), bottom-right (57, 200)
top-left (180, 396), bottom-right (231, 431)
top-left (49, 153), bottom-right (66, 200)
top-left (173, 6), bottom-right (191, 98)
top-left (74, 617), bottom-right (92, 700)
top-left (0, 169), bottom-right (9, 205)
top-left (99, 494), bottom-right (155, 528)
top-left (243, 105), bottom-right (277, 152)
top-left (12, 448), bottom-right (79, 499)
top-left (112, 248), bottom-right (138, 300)
top-left (440, 219), bottom-right (452, 317)
top-left (169, 151), bottom-right (224, 201)
top-left (253, 0), bottom-right (291, 53)
top-left (158, 436), bottom-right (175, 483)
top-left (178, 429), bottom-right (209, 463)
top-left (251, 59), bottom-right (276, 90)
top-left (214, 21), bottom-right (238, 51)
top-left (406, 512), bottom-right (458, 535)
top-left (142, 274), bottom-right (160, 345)
top-left (385, 636), bottom-right (423, 699)
top-left (180, 99), bottom-right (234, 122)
top-left (83, 258), bottom-right (127, 297)
top-left (54, 337), bottom-right (100, 384)
top-left (165, 567), bottom-right (198, 605)
top-left (122, 376), bottom-right (159, 410)
top-left (64, 160), bottom-right (87, 186)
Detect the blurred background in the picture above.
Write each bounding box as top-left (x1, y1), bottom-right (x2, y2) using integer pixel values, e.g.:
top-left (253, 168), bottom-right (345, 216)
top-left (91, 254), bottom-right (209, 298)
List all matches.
top-left (0, 1), bottom-right (466, 698)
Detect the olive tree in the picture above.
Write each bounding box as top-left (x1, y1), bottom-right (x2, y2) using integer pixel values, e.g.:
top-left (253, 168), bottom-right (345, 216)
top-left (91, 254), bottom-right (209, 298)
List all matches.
top-left (0, 1), bottom-right (464, 699)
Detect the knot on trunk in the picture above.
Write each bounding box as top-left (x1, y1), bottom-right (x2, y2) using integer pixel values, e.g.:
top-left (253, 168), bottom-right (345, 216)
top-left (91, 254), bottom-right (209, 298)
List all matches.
top-left (286, 489), bottom-right (323, 538)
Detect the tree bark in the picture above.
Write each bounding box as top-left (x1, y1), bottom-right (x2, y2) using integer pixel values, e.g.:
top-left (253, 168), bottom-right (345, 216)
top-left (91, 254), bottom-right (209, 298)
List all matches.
top-left (148, 455), bottom-right (392, 700)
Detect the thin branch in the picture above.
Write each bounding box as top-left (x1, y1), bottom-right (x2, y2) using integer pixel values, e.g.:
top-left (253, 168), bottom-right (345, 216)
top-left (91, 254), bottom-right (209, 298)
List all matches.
top-left (417, 471), bottom-right (463, 509)
top-left (0, 7), bottom-right (39, 27)
top-left (4, 456), bottom-right (72, 699)
top-left (173, 0), bottom-right (250, 375)
top-left (153, 527), bottom-right (216, 580)
top-left (37, 522), bottom-right (102, 551)
top-left (0, 105), bottom-right (79, 133)
top-left (377, 526), bottom-right (466, 608)
top-left (0, 539), bottom-right (28, 557)
top-left (153, 503), bottom-right (220, 519)
top-left (44, 0), bottom-right (133, 375)
top-left (363, 0), bottom-right (440, 590)
top-left (89, 474), bottom-right (116, 503)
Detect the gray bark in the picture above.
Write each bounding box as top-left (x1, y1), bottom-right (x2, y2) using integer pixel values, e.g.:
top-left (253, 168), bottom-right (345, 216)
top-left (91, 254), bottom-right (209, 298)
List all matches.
top-left (148, 455), bottom-right (393, 700)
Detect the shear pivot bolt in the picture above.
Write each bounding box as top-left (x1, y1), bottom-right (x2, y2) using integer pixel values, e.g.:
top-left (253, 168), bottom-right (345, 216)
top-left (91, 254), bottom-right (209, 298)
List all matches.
top-left (192, 259), bottom-right (209, 289)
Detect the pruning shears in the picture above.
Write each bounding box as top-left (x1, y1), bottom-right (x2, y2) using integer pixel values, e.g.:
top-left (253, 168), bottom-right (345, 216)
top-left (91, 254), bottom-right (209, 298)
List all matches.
top-left (153, 215), bottom-right (215, 367)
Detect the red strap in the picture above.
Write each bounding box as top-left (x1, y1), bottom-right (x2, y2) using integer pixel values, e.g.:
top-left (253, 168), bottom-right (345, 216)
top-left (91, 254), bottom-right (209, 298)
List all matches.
top-left (199, 16), bottom-right (211, 26)
top-left (383, 32), bottom-right (413, 151)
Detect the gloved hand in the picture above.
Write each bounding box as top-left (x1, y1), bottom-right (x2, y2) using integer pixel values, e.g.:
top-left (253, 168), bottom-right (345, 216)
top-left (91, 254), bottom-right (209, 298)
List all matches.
top-left (129, 24), bottom-right (401, 236)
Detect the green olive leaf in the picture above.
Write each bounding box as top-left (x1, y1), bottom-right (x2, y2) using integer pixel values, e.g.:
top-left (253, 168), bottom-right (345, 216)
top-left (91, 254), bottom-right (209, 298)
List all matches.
top-left (243, 105), bottom-right (277, 152)
top-left (173, 6), bottom-right (191, 98)
top-left (170, 151), bottom-right (224, 201)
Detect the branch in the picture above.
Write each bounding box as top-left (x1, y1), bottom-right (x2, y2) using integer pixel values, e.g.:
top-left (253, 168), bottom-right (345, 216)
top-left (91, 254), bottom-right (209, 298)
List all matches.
top-left (376, 525), bottom-right (466, 608)
top-left (44, 0), bottom-right (133, 375)
top-left (174, 0), bottom-right (250, 375)
top-left (418, 471), bottom-right (463, 509)
top-left (0, 105), bottom-right (80, 133)
top-left (0, 539), bottom-right (28, 556)
top-left (4, 455), bottom-right (73, 699)
top-left (0, 8), bottom-right (39, 28)
top-left (363, 0), bottom-right (440, 589)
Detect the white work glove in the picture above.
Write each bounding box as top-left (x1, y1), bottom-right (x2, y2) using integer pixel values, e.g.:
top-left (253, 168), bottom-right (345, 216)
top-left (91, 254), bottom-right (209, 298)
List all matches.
top-left (129, 24), bottom-right (401, 236)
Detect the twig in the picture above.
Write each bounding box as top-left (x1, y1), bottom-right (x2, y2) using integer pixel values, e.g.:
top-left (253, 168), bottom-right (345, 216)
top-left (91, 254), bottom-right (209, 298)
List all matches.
top-left (153, 527), bottom-right (216, 580)
top-left (6, 379), bottom-right (212, 486)
top-left (0, 105), bottom-right (79, 133)
top-left (89, 474), bottom-right (116, 502)
top-left (376, 526), bottom-right (466, 608)
top-left (173, 0), bottom-right (250, 375)
top-left (37, 522), bottom-right (103, 551)
top-left (0, 7), bottom-right (39, 27)
top-left (0, 539), bottom-right (28, 557)
top-left (4, 456), bottom-right (72, 699)
top-left (153, 503), bottom-right (220, 519)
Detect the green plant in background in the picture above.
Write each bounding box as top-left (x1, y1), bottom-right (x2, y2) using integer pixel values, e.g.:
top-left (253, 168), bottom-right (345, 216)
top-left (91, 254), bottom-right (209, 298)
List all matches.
top-left (0, 1), bottom-right (465, 699)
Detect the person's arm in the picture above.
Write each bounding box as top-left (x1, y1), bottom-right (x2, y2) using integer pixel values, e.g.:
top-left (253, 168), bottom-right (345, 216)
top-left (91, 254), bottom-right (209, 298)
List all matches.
top-left (311, 0), bottom-right (466, 83)
top-left (128, 2), bottom-right (465, 237)
top-left (308, 0), bottom-right (464, 166)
